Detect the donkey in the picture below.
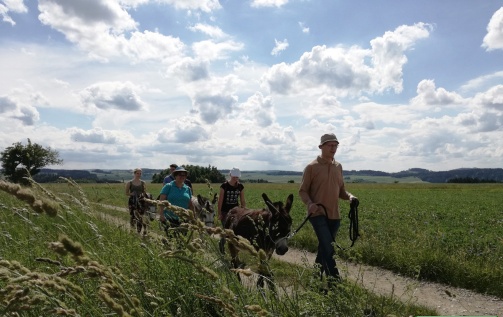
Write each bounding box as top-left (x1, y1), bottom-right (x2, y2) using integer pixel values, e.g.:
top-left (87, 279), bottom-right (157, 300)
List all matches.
top-left (130, 192), bottom-right (154, 236)
top-left (191, 193), bottom-right (218, 227)
top-left (224, 193), bottom-right (293, 288)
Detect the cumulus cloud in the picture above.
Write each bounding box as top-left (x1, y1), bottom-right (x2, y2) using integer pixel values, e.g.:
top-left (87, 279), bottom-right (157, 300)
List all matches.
top-left (193, 93), bottom-right (238, 124)
top-left (239, 92), bottom-right (275, 127)
top-left (189, 23), bottom-right (226, 39)
top-left (370, 23), bottom-right (432, 93)
top-left (251, 0), bottom-right (289, 8)
top-left (472, 84), bottom-right (503, 111)
top-left (299, 22), bottom-right (309, 34)
top-left (0, 95), bottom-right (17, 112)
top-left (125, 31), bottom-right (186, 62)
top-left (167, 57), bottom-right (210, 82)
top-left (157, 0), bottom-right (221, 12)
top-left (271, 39), bottom-right (289, 56)
top-left (38, 0), bottom-right (187, 63)
top-left (191, 39), bottom-right (244, 60)
top-left (69, 127), bottom-right (119, 144)
top-left (0, 95), bottom-right (39, 125)
top-left (157, 116), bottom-right (211, 144)
top-left (410, 79), bottom-right (464, 108)
top-left (80, 81), bottom-right (146, 112)
top-left (0, 0), bottom-right (28, 25)
top-left (262, 23), bottom-right (431, 96)
top-left (14, 105), bottom-right (39, 125)
top-left (482, 7), bottom-right (503, 51)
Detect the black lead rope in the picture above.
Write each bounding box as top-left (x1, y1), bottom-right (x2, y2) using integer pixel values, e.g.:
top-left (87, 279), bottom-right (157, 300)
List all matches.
top-left (318, 199), bottom-right (360, 250)
top-left (348, 198), bottom-right (360, 247)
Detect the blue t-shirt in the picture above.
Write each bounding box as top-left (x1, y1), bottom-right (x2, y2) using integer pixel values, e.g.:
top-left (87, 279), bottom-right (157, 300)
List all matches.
top-left (163, 175), bottom-right (174, 185)
top-left (160, 181), bottom-right (192, 220)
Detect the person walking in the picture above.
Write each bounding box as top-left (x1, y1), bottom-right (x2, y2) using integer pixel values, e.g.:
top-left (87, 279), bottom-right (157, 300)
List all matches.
top-left (158, 166), bottom-right (194, 234)
top-left (298, 133), bottom-right (357, 286)
top-left (217, 167), bottom-right (246, 253)
top-left (163, 163), bottom-right (194, 194)
top-left (126, 168), bottom-right (147, 228)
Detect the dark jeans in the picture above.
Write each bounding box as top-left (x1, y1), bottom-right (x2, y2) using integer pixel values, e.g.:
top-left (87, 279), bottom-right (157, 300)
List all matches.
top-left (309, 215), bottom-right (341, 279)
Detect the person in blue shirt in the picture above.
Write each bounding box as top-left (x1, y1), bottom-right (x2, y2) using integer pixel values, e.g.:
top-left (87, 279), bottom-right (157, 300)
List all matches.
top-left (163, 163), bottom-right (178, 185)
top-left (163, 163), bottom-right (194, 194)
top-left (158, 166), bottom-right (194, 228)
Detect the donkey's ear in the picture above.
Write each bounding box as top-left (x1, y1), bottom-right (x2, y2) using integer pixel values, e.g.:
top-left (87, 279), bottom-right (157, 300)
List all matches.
top-left (262, 193), bottom-right (279, 214)
top-left (197, 194), bottom-right (204, 205)
top-left (262, 193), bottom-right (271, 205)
top-left (212, 193), bottom-right (218, 204)
top-left (285, 194), bottom-right (294, 212)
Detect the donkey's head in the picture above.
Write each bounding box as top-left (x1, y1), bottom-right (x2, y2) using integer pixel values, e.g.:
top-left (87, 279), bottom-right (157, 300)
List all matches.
top-left (262, 193), bottom-right (293, 256)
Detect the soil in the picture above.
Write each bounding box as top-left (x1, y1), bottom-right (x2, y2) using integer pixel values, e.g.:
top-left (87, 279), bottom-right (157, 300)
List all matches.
top-left (273, 249), bottom-right (503, 317)
top-left (97, 204), bottom-right (503, 316)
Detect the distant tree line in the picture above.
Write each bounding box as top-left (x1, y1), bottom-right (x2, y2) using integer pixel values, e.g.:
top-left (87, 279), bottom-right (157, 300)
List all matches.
top-left (151, 164), bottom-right (225, 184)
top-left (447, 177), bottom-right (501, 183)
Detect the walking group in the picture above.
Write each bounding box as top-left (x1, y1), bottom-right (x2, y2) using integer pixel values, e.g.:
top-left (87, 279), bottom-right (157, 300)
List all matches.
top-left (125, 132), bottom-right (358, 287)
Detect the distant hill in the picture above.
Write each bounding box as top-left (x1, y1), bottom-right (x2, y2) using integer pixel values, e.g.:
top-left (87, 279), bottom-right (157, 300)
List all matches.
top-left (239, 168), bottom-right (503, 183)
top-left (2, 167), bottom-right (502, 184)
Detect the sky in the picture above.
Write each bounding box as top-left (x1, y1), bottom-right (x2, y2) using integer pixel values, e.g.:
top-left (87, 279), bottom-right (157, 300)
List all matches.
top-left (1, 0), bottom-right (503, 173)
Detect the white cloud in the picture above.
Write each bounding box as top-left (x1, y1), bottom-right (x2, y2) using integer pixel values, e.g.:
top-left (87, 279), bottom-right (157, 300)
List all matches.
top-left (250, 0), bottom-right (289, 8)
top-left (80, 81), bottom-right (147, 112)
top-left (157, 0), bottom-right (221, 13)
top-left (189, 23), bottom-right (226, 38)
top-left (410, 79), bottom-right (465, 109)
top-left (473, 85), bottom-right (503, 112)
top-left (239, 92), bottom-right (275, 127)
top-left (299, 22), bottom-right (309, 34)
top-left (0, 94), bottom-right (40, 126)
top-left (69, 127), bottom-right (119, 144)
top-left (0, 0), bottom-right (27, 25)
top-left (271, 38), bottom-right (289, 56)
top-left (262, 23), bottom-right (432, 96)
top-left (482, 7), bottom-right (503, 51)
top-left (167, 57), bottom-right (210, 82)
top-left (156, 116), bottom-right (211, 144)
top-left (370, 22), bottom-right (432, 93)
top-left (191, 39), bottom-right (244, 60)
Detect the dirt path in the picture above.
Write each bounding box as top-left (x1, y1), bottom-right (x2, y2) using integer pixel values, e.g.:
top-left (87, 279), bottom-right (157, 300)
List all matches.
top-left (97, 204), bottom-right (502, 316)
top-left (274, 249), bottom-right (502, 316)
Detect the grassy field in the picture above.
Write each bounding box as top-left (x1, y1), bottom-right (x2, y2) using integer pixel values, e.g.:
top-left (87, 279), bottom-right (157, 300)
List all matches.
top-left (43, 181), bottom-right (503, 298)
top-left (0, 179), bottom-right (441, 316)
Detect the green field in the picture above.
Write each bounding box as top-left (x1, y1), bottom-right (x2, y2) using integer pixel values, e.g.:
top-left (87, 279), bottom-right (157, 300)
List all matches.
top-left (44, 181), bottom-right (503, 297)
top-left (1, 179), bottom-right (502, 316)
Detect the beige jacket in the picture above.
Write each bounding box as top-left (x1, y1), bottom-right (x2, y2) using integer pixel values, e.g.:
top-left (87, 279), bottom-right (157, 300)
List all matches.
top-left (298, 156), bottom-right (350, 220)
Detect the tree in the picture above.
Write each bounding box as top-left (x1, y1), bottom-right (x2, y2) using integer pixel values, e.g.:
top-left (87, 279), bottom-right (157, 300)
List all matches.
top-left (1, 139), bottom-right (63, 185)
top-left (151, 164), bottom-right (225, 184)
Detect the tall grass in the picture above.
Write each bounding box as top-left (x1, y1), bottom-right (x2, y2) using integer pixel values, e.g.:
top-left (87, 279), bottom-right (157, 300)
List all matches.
top-left (0, 179), bottom-right (435, 316)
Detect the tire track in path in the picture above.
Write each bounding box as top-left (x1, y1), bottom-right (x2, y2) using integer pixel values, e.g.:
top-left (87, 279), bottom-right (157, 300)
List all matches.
top-left (274, 249), bottom-right (502, 316)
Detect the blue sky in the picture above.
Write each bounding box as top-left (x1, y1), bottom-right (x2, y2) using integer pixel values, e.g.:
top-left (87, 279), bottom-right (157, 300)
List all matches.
top-left (1, 0), bottom-right (502, 173)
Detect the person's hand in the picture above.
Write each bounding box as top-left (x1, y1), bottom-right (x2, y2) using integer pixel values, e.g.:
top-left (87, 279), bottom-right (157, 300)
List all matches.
top-left (349, 194), bottom-right (358, 202)
top-left (308, 202), bottom-right (318, 214)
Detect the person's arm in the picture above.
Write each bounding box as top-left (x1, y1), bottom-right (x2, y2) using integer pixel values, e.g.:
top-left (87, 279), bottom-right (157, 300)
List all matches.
top-left (298, 166), bottom-right (317, 214)
top-left (217, 187), bottom-right (224, 217)
top-left (125, 181), bottom-right (131, 196)
top-left (239, 187), bottom-right (246, 208)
